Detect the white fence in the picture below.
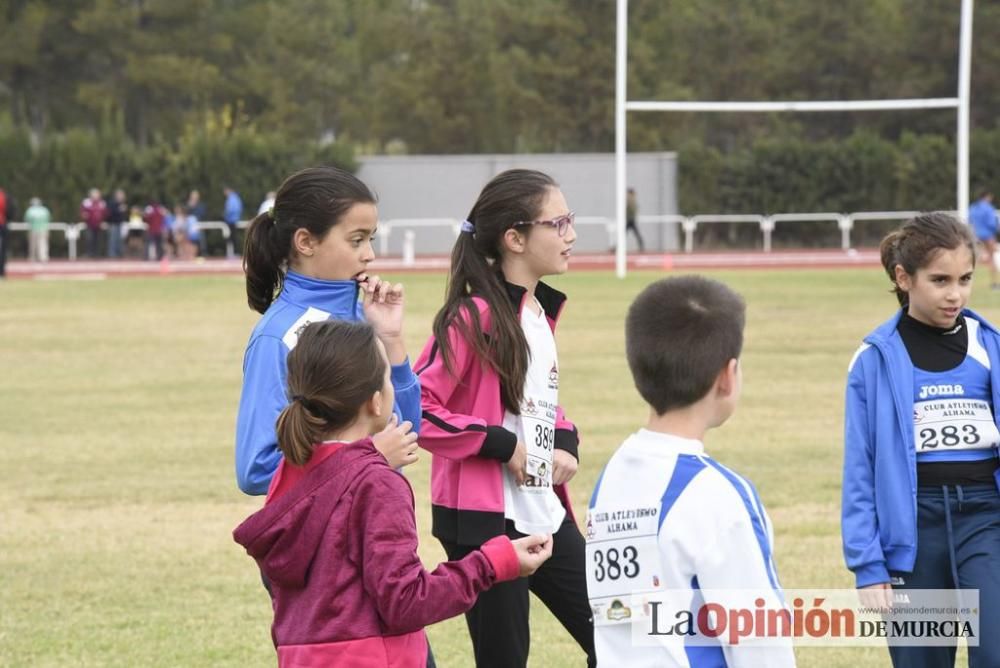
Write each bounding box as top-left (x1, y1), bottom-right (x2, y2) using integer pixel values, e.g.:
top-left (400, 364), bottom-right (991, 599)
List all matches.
top-left (371, 211), bottom-right (946, 255)
top-left (3, 211), bottom-right (956, 261)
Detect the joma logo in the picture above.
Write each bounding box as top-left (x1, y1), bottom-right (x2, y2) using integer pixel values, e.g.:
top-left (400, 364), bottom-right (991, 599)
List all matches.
top-left (918, 384), bottom-right (964, 400)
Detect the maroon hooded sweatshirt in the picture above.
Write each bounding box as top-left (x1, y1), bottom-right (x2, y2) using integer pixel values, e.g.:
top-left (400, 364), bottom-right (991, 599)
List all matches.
top-left (233, 437), bottom-right (519, 668)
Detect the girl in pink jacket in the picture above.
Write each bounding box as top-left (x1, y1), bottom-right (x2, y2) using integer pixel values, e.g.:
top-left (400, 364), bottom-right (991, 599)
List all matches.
top-left (234, 319), bottom-right (552, 668)
top-left (415, 169), bottom-right (595, 667)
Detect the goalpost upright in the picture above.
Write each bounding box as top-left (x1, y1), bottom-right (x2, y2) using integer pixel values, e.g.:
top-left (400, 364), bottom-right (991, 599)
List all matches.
top-left (614, 0), bottom-right (975, 278)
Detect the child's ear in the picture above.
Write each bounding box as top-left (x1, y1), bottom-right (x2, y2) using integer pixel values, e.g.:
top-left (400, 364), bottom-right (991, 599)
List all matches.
top-left (716, 359), bottom-right (739, 397)
top-left (292, 228), bottom-right (316, 257)
top-left (502, 227), bottom-right (527, 255)
top-left (368, 390), bottom-right (383, 417)
top-left (893, 264), bottom-right (912, 292)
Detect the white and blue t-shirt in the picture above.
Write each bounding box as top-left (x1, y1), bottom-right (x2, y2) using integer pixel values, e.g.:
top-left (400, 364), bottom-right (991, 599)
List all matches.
top-left (587, 430), bottom-right (795, 667)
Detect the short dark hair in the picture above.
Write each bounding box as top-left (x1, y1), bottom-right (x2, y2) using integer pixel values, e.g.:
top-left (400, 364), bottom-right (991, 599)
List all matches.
top-left (626, 276), bottom-right (746, 415)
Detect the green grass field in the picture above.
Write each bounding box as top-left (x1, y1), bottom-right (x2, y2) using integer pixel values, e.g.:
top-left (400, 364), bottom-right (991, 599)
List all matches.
top-left (3, 267), bottom-right (994, 667)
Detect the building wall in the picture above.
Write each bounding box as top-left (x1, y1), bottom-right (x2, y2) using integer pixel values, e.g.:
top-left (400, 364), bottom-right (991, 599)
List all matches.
top-left (357, 152), bottom-right (678, 255)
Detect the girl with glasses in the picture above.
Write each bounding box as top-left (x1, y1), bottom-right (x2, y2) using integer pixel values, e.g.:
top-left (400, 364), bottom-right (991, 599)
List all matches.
top-left (414, 169), bottom-right (595, 667)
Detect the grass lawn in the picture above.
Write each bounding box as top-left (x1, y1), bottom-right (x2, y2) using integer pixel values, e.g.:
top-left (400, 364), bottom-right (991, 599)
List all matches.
top-left (3, 266), bottom-right (994, 666)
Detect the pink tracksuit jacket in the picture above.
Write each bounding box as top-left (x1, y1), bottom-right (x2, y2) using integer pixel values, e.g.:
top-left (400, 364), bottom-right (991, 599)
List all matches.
top-left (414, 280), bottom-right (580, 546)
top-left (232, 438), bottom-right (520, 667)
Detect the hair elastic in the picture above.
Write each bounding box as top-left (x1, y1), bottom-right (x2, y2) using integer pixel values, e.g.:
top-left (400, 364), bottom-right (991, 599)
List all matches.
top-left (460, 220), bottom-right (475, 234)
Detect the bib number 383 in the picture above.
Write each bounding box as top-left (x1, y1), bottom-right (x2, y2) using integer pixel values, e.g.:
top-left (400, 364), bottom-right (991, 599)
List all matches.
top-left (586, 507), bottom-right (663, 627)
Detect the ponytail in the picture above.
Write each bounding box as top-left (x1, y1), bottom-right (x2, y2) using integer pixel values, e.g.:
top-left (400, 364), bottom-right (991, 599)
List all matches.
top-left (431, 169), bottom-right (556, 414)
top-left (879, 212), bottom-right (976, 306)
top-left (278, 320), bottom-right (387, 465)
top-left (276, 400), bottom-right (329, 465)
top-left (243, 209), bottom-right (287, 314)
top-left (242, 166), bottom-right (377, 314)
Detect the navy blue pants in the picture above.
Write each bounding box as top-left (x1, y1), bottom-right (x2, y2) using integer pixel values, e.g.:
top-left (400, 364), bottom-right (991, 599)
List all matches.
top-left (888, 484), bottom-right (1000, 668)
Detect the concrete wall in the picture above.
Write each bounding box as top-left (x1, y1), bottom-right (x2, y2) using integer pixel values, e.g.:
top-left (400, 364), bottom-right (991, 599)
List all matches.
top-left (357, 152), bottom-right (678, 255)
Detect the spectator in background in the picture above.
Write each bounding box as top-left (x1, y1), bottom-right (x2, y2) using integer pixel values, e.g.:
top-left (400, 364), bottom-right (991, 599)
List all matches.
top-left (969, 188), bottom-right (999, 288)
top-left (186, 190), bottom-right (206, 221)
top-left (183, 189), bottom-right (207, 257)
top-left (126, 206), bottom-right (146, 258)
top-left (257, 190), bottom-right (276, 216)
top-left (0, 187), bottom-right (8, 277)
top-left (625, 187), bottom-right (645, 252)
top-left (143, 200), bottom-right (168, 261)
top-left (223, 185), bottom-right (243, 228)
top-left (25, 197), bottom-right (51, 263)
top-left (106, 189), bottom-right (129, 258)
top-left (172, 204), bottom-right (200, 261)
top-left (80, 188), bottom-right (107, 258)
top-left (223, 185), bottom-right (243, 259)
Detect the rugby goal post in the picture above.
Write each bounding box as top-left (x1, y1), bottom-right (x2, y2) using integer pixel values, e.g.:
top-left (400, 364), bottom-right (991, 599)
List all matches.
top-left (614, 0), bottom-right (975, 277)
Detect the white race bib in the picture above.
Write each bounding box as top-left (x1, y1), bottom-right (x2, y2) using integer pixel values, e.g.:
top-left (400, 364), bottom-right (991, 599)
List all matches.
top-left (586, 506), bottom-right (664, 627)
top-left (521, 396), bottom-right (556, 488)
top-left (913, 398), bottom-right (1000, 453)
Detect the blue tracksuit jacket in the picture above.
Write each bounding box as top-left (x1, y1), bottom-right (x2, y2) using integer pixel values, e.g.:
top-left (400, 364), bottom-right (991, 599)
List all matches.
top-left (234, 271), bottom-right (420, 495)
top-left (842, 308), bottom-right (1000, 587)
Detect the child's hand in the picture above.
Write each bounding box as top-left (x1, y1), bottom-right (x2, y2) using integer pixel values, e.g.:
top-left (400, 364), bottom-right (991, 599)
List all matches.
top-left (511, 534), bottom-right (553, 577)
top-left (857, 583), bottom-right (893, 611)
top-left (372, 415), bottom-right (419, 469)
top-left (359, 274), bottom-right (405, 340)
top-left (506, 441), bottom-right (527, 485)
top-left (551, 449), bottom-right (577, 485)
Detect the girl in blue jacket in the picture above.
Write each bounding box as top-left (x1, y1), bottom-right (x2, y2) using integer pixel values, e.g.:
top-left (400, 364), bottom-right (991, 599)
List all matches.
top-left (235, 166), bottom-right (421, 497)
top-left (842, 212), bottom-right (1000, 667)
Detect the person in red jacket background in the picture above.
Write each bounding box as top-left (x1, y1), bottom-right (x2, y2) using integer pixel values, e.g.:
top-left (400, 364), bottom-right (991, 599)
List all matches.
top-left (234, 319), bottom-right (552, 668)
top-left (79, 188), bottom-right (107, 258)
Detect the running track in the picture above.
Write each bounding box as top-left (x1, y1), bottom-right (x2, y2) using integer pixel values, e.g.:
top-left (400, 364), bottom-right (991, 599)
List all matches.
top-left (4, 249), bottom-right (882, 280)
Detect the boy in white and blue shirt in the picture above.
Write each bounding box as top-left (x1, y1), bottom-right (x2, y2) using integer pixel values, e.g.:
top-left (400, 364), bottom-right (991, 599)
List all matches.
top-left (587, 276), bottom-right (795, 667)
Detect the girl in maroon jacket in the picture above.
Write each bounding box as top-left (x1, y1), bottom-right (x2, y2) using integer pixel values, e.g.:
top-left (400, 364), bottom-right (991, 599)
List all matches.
top-left (234, 319), bottom-right (552, 668)
top-left (415, 169), bottom-right (595, 667)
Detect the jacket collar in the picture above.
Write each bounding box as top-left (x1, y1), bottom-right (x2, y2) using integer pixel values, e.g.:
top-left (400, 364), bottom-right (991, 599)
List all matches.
top-left (281, 271), bottom-right (360, 313)
top-left (502, 277), bottom-right (567, 323)
top-left (866, 307), bottom-right (1000, 346)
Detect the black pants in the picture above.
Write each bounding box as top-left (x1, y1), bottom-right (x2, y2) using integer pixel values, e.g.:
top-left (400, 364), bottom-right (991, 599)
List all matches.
top-left (441, 517), bottom-right (596, 668)
top-left (86, 226), bottom-right (101, 258)
top-left (626, 218), bottom-right (645, 251)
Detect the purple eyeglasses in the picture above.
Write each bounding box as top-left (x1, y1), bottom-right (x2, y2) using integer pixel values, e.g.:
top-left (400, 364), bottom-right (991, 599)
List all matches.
top-left (513, 211), bottom-right (575, 237)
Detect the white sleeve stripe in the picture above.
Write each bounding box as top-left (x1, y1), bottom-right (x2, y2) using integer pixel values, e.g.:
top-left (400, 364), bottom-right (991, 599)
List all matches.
top-left (848, 342), bottom-right (871, 372)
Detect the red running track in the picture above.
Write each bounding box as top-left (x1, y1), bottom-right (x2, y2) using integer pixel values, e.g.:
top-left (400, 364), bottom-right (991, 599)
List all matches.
top-left (3, 249), bottom-right (882, 280)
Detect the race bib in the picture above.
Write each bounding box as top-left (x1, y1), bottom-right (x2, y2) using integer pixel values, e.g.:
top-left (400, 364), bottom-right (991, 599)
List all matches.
top-left (586, 506), bottom-right (664, 627)
top-left (520, 396), bottom-right (556, 488)
top-left (913, 398), bottom-right (1000, 453)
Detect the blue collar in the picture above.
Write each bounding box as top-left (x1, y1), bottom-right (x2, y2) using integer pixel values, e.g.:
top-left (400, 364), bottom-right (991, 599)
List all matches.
top-left (280, 271), bottom-right (360, 312)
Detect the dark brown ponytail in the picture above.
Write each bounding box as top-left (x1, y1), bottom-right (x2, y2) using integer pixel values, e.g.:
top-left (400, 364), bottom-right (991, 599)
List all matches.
top-left (275, 320), bottom-right (386, 465)
top-left (879, 212), bottom-right (976, 306)
top-left (243, 166), bottom-right (376, 314)
top-left (431, 169), bottom-right (557, 414)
